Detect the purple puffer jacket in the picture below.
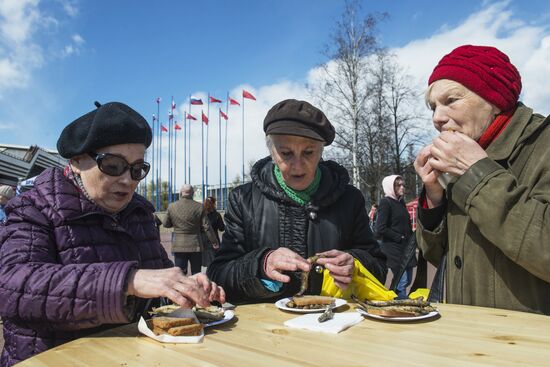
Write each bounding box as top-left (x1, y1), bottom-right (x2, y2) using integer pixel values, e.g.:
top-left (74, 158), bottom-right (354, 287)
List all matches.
top-left (0, 168), bottom-right (172, 366)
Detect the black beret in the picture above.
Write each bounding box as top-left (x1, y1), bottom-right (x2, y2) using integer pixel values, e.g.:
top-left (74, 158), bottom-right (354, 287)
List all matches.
top-left (263, 99), bottom-right (335, 146)
top-left (57, 101), bottom-right (152, 158)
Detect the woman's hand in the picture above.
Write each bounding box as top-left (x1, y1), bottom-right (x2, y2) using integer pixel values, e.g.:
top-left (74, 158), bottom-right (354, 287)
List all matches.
top-left (414, 144), bottom-right (445, 208)
top-left (314, 250), bottom-right (355, 290)
top-left (429, 131), bottom-right (487, 176)
top-left (126, 267), bottom-right (225, 308)
top-left (264, 247), bottom-right (311, 283)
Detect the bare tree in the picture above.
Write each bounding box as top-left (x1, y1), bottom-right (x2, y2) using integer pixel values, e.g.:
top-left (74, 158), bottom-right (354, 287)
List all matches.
top-left (309, 0), bottom-right (386, 188)
top-left (371, 52), bottom-right (426, 174)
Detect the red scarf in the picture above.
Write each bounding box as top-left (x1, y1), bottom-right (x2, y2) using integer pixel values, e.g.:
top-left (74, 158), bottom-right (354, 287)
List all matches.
top-left (477, 109), bottom-right (515, 150)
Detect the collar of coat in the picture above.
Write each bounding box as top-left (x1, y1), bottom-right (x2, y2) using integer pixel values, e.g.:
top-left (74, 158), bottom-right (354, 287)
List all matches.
top-left (486, 102), bottom-right (547, 160)
top-left (250, 156), bottom-right (350, 208)
top-left (31, 167), bottom-right (154, 221)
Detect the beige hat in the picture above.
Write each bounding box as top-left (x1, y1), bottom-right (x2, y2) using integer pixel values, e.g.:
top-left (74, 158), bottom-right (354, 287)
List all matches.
top-left (0, 185), bottom-right (15, 199)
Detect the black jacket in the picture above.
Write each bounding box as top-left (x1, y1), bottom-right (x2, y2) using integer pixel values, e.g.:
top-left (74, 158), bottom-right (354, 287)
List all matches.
top-left (207, 157), bottom-right (387, 303)
top-left (375, 196), bottom-right (415, 269)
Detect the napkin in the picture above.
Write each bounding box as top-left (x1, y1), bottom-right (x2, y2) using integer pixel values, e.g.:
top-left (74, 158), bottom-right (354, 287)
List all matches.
top-left (284, 312), bottom-right (363, 334)
top-left (138, 309), bottom-right (204, 343)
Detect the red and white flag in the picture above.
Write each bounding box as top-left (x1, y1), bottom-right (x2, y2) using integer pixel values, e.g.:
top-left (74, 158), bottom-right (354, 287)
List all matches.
top-left (209, 96), bottom-right (222, 103)
top-left (161, 125), bottom-right (168, 132)
top-left (228, 97), bottom-right (240, 106)
top-left (174, 123), bottom-right (182, 130)
top-left (201, 111), bottom-right (209, 125)
top-left (186, 113), bottom-right (197, 121)
top-left (242, 90), bottom-right (256, 100)
top-left (220, 109), bottom-right (228, 120)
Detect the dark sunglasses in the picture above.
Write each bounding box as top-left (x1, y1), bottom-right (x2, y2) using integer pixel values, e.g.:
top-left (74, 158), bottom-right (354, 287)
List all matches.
top-left (88, 152), bottom-right (150, 181)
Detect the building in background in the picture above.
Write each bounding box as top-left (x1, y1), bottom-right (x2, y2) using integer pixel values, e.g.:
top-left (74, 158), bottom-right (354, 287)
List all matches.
top-left (0, 144), bottom-right (67, 187)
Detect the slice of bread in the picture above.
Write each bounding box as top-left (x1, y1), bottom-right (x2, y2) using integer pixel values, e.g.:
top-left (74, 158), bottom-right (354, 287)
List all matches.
top-left (151, 316), bottom-right (196, 330)
top-left (167, 323), bottom-right (203, 336)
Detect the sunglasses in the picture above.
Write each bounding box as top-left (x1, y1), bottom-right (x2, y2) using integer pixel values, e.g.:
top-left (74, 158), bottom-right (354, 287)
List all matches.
top-left (88, 152), bottom-right (150, 181)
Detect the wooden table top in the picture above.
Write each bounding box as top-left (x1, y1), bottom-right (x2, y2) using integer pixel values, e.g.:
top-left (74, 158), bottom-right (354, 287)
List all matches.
top-left (19, 302), bottom-right (550, 367)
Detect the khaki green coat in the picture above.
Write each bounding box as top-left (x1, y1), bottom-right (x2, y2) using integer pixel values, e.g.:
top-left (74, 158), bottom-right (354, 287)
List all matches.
top-left (417, 103), bottom-right (550, 314)
top-left (163, 197), bottom-right (217, 253)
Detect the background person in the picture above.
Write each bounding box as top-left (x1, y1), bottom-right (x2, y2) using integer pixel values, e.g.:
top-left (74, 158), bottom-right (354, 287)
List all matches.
top-left (208, 99), bottom-right (387, 303)
top-left (0, 185), bottom-right (15, 223)
top-left (202, 196), bottom-right (225, 268)
top-left (415, 44), bottom-right (550, 314)
top-left (163, 185), bottom-right (218, 275)
top-left (0, 102), bottom-right (224, 366)
top-left (375, 175), bottom-right (415, 299)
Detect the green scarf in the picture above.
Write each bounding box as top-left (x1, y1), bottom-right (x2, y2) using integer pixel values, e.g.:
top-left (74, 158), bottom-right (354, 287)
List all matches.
top-left (273, 164), bottom-right (321, 206)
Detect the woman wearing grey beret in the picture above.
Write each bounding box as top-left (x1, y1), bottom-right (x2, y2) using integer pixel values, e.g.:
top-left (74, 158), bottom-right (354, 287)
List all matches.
top-left (0, 101), bottom-right (225, 366)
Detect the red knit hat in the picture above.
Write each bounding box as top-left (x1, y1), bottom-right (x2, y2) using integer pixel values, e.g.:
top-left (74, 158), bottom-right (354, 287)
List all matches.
top-left (428, 45), bottom-right (522, 112)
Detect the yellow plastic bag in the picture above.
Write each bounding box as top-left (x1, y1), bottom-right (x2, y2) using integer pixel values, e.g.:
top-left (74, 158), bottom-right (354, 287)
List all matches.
top-left (320, 259), bottom-right (397, 301)
top-left (408, 288), bottom-right (430, 300)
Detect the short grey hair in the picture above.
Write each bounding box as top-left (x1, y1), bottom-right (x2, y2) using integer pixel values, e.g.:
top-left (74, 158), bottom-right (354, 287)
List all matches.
top-left (180, 184), bottom-right (194, 198)
top-left (265, 134), bottom-right (324, 157)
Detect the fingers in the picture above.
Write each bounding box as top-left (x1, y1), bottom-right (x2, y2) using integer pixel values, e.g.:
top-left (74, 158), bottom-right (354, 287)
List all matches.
top-left (267, 269), bottom-right (291, 283)
top-left (267, 248), bottom-right (311, 274)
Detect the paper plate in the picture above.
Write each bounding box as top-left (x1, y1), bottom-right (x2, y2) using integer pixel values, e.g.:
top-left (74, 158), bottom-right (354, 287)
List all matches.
top-left (357, 308), bottom-right (439, 322)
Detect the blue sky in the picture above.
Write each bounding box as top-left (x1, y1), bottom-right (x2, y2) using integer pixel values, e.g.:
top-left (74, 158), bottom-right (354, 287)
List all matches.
top-left (1, 0), bottom-right (550, 186)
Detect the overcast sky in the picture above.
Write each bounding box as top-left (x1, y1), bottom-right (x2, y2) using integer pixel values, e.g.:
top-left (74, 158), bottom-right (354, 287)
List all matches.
top-left (1, 0), bottom-right (549, 187)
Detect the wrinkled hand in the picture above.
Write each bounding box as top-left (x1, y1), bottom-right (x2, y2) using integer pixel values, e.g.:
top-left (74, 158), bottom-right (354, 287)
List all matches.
top-left (314, 250), bottom-right (355, 290)
top-left (429, 131), bottom-right (487, 176)
top-left (126, 267), bottom-right (225, 308)
top-left (264, 247), bottom-right (311, 283)
top-left (414, 144), bottom-right (444, 208)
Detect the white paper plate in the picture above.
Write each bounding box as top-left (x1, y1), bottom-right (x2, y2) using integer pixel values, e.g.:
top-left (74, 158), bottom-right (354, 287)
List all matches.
top-left (203, 310), bottom-right (235, 328)
top-left (357, 308), bottom-right (439, 322)
top-left (275, 297), bottom-right (347, 313)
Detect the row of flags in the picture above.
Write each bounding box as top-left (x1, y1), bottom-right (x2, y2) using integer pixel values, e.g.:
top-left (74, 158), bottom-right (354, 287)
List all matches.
top-left (157, 90), bottom-right (256, 130)
top-left (145, 89), bottom-right (257, 209)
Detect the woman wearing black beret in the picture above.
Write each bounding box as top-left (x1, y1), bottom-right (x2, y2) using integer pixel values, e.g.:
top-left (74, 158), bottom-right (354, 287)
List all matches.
top-left (0, 101), bottom-right (225, 366)
top-left (207, 99), bottom-right (387, 303)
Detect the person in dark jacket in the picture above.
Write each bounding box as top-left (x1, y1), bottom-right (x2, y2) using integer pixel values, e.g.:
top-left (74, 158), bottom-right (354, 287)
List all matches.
top-left (375, 175), bottom-right (415, 299)
top-left (202, 196), bottom-right (225, 268)
top-left (0, 101), bottom-right (224, 366)
top-left (207, 99), bottom-right (387, 303)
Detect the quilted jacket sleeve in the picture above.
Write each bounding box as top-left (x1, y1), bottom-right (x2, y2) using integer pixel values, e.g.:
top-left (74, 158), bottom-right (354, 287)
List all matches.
top-left (0, 196), bottom-right (137, 330)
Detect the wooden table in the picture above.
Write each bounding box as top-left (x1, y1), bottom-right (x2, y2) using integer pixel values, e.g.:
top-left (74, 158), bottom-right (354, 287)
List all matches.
top-left (19, 303), bottom-right (550, 366)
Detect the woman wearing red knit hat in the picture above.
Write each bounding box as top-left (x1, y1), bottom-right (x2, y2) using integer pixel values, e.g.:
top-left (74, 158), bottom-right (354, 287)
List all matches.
top-left (414, 44), bottom-right (550, 315)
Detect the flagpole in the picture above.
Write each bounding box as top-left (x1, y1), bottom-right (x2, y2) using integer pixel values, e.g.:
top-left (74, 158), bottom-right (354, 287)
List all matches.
top-left (183, 111), bottom-right (187, 185)
top-left (174, 119), bottom-right (177, 200)
top-left (224, 92), bottom-right (229, 210)
top-left (151, 113), bottom-right (155, 208)
top-left (242, 96), bottom-right (245, 182)
top-left (201, 109), bottom-right (205, 203)
top-left (206, 93), bottom-right (210, 201)
top-left (218, 106), bottom-right (222, 207)
top-left (156, 99), bottom-right (161, 210)
top-left (168, 107), bottom-right (172, 205)
top-left (188, 96), bottom-right (192, 187)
